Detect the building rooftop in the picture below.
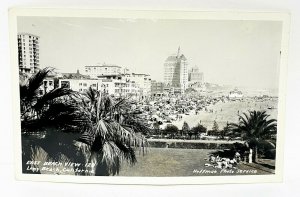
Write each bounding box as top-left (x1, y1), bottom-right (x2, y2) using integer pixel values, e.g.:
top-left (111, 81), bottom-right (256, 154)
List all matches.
top-left (131, 73), bottom-right (150, 77)
top-left (165, 54), bottom-right (187, 62)
top-left (18, 33), bottom-right (40, 38)
top-left (85, 64), bottom-right (121, 68)
top-left (61, 70), bottom-right (90, 79)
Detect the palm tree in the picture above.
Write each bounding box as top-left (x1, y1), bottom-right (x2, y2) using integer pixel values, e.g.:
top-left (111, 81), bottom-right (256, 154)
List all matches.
top-left (229, 110), bottom-right (277, 163)
top-left (71, 87), bottom-right (149, 175)
top-left (20, 67), bottom-right (74, 122)
top-left (20, 68), bottom-right (80, 174)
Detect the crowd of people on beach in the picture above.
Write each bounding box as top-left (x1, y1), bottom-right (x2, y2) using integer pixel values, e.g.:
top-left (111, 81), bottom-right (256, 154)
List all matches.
top-left (132, 94), bottom-right (227, 130)
top-left (130, 92), bottom-right (277, 140)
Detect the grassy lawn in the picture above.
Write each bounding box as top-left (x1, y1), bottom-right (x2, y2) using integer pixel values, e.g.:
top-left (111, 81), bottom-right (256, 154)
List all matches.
top-left (118, 148), bottom-right (273, 176)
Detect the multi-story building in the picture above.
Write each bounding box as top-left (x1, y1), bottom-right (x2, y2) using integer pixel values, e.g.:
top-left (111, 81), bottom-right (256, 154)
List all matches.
top-left (188, 66), bottom-right (204, 84)
top-left (151, 80), bottom-right (165, 96)
top-left (59, 78), bottom-right (100, 93)
top-left (83, 63), bottom-right (151, 98)
top-left (18, 33), bottom-right (40, 74)
top-left (38, 78), bottom-right (55, 96)
top-left (164, 47), bottom-right (188, 94)
top-left (85, 63), bottom-right (124, 78)
top-left (130, 73), bottom-right (152, 97)
top-left (59, 72), bottom-right (140, 99)
top-left (98, 74), bottom-right (140, 98)
top-left (187, 66), bottom-right (205, 92)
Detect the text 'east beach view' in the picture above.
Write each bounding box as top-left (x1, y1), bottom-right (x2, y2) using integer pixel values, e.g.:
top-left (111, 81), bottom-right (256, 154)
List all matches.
top-left (17, 15), bottom-right (282, 177)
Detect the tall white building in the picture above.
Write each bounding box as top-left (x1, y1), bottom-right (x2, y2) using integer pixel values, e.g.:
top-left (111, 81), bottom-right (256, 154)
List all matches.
top-left (164, 47), bottom-right (188, 94)
top-left (18, 33), bottom-right (40, 74)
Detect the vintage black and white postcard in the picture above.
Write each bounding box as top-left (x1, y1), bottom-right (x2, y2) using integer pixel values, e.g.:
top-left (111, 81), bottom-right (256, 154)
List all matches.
top-left (9, 8), bottom-right (290, 184)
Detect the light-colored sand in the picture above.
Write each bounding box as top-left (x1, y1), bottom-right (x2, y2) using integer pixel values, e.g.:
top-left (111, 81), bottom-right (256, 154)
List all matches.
top-left (170, 98), bottom-right (278, 130)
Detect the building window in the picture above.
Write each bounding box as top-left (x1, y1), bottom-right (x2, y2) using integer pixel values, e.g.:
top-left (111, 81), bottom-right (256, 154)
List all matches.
top-left (79, 83), bottom-right (82, 86)
top-left (61, 81), bottom-right (70, 88)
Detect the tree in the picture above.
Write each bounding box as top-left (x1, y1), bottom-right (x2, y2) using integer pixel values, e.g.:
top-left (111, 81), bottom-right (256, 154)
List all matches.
top-left (191, 123), bottom-right (207, 139)
top-left (164, 124), bottom-right (179, 139)
top-left (229, 110), bottom-right (277, 163)
top-left (220, 123), bottom-right (230, 140)
top-left (20, 68), bottom-right (79, 174)
top-left (152, 122), bottom-right (160, 135)
top-left (74, 88), bottom-right (149, 175)
top-left (181, 121), bottom-right (190, 136)
top-left (20, 67), bottom-right (74, 122)
top-left (208, 120), bottom-right (219, 136)
top-left (212, 120), bottom-right (219, 132)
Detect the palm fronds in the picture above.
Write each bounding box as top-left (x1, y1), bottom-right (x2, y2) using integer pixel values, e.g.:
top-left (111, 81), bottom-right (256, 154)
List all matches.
top-left (228, 110), bottom-right (277, 162)
top-left (20, 67), bottom-right (53, 102)
top-left (33, 88), bottom-right (74, 111)
top-left (73, 91), bottom-right (148, 175)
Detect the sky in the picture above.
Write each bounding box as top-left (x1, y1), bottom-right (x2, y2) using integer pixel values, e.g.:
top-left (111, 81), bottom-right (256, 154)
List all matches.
top-left (18, 17), bottom-right (282, 90)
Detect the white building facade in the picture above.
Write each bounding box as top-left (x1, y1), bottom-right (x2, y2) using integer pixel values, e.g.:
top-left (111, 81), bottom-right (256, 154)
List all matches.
top-left (58, 77), bottom-right (140, 99)
top-left (18, 33), bottom-right (40, 74)
top-left (164, 47), bottom-right (188, 94)
top-left (85, 64), bottom-right (124, 79)
top-left (83, 63), bottom-right (151, 98)
top-left (129, 73), bottom-right (151, 97)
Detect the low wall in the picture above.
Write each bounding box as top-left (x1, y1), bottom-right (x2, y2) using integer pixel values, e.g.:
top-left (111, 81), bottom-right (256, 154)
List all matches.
top-left (147, 140), bottom-right (236, 150)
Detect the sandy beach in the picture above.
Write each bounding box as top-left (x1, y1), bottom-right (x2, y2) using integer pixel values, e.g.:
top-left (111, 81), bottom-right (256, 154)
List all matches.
top-left (168, 98), bottom-right (278, 130)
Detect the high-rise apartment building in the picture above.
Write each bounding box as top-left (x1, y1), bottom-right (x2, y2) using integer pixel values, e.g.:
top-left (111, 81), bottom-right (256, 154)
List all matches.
top-left (164, 47), bottom-right (188, 94)
top-left (18, 33), bottom-right (40, 74)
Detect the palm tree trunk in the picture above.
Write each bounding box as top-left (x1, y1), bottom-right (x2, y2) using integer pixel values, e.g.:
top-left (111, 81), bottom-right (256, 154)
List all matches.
top-left (254, 146), bottom-right (258, 163)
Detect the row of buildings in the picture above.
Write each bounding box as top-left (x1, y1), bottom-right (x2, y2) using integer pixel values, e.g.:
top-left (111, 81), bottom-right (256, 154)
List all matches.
top-left (18, 33), bottom-right (205, 98)
top-left (39, 67), bottom-right (152, 99)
